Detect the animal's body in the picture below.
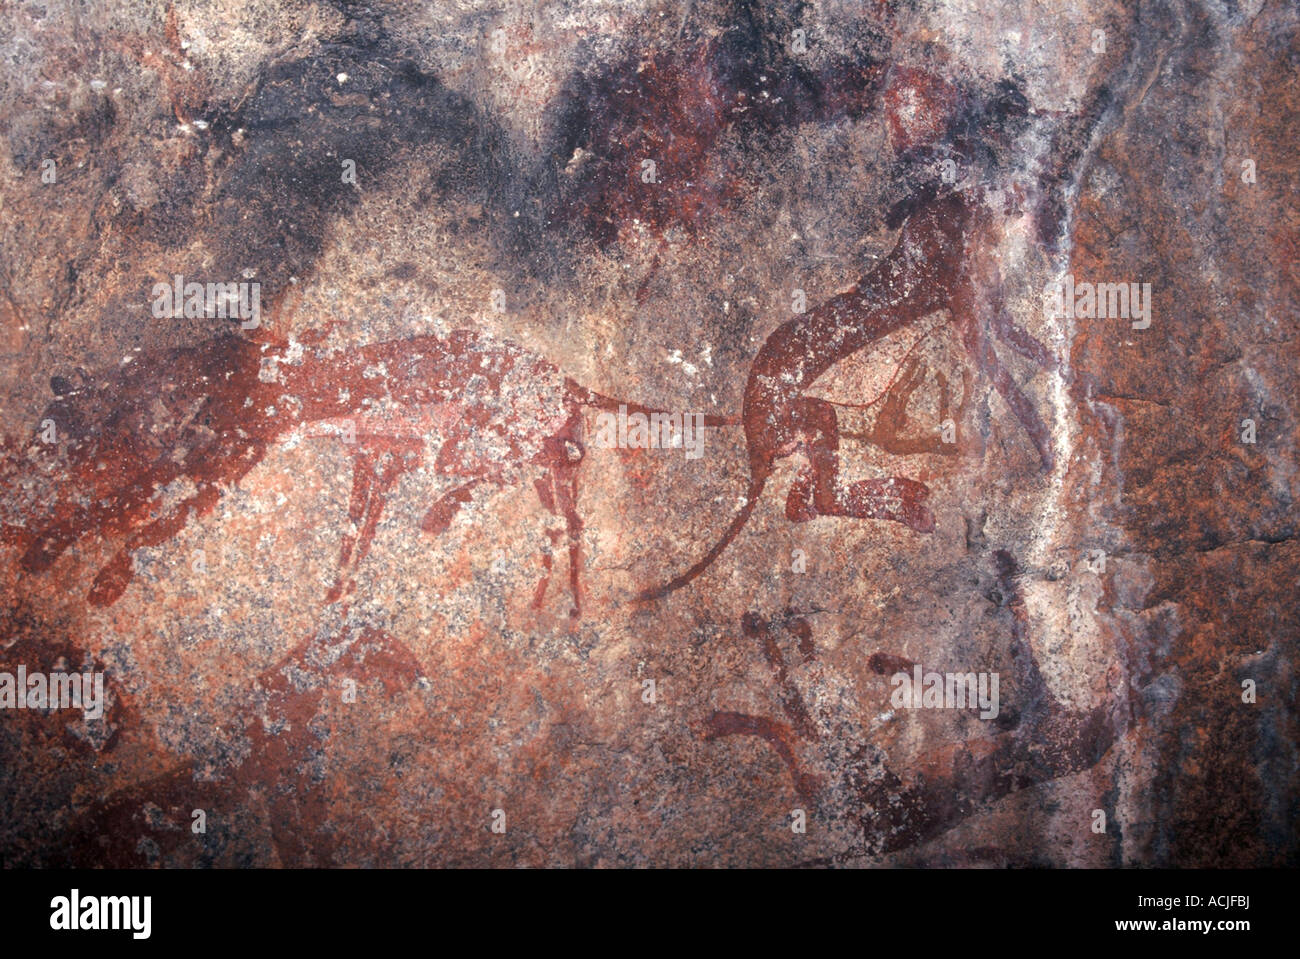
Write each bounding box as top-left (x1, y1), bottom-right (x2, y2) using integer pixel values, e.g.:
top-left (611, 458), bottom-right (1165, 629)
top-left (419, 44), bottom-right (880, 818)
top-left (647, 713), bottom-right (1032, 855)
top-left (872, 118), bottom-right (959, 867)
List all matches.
top-left (641, 188), bottom-right (1055, 600)
top-left (3, 330), bottom-right (599, 614)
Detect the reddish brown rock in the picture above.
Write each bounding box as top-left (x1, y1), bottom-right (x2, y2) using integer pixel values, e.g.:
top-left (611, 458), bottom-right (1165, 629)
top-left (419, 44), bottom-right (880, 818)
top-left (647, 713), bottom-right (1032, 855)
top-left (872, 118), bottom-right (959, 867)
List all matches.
top-left (0, 0), bottom-right (1295, 868)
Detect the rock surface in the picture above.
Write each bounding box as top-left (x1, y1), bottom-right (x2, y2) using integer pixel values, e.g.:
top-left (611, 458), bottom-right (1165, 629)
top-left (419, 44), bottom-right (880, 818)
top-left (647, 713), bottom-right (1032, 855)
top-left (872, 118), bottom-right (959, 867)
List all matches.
top-left (0, 0), bottom-right (1295, 867)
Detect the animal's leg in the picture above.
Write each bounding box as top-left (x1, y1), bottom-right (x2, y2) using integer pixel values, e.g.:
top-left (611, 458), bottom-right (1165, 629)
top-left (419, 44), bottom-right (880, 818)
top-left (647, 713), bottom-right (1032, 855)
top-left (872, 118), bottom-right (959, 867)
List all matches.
top-left (950, 278), bottom-right (1055, 472)
top-left (871, 352), bottom-right (927, 443)
top-left (746, 610), bottom-right (819, 739)
top-left (86, 439), bottom-right (266, 606)
top-left (327, 442), bottom-right (423, 604)
top-left (703, 612), bottom-right (822, 798)
top-left (421, 479), bottom-right (486, 535)
top-left (930, 366), bottom-right (980, 458)
top-left (529, 527), bottom-right (561, 611)
top-left (420, 416), bottom-right (507, 538)
top-left (783, 396), bottom-right (846, 520)
top-left (956, 308), bottom-right (1055, 472)
top-left (784, 396), bottom-right (935, 533)
top-left (842, 353), bottom-right (970, 457)
top-left (989, 289), bottom-right (1058, 372)
top-left (22, 453), bottom-right (186, 575)
top-left (704, 711), bottom-right (821, 799)
top-left (531, 408), bottom-right (585, 619)
top-left (88, 482), bottom-right (225, 607)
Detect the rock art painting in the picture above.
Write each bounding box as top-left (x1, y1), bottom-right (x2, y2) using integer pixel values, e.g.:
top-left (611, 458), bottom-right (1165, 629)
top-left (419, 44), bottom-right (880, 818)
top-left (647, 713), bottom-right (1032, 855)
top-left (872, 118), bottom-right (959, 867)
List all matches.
top-left (0, 0), bottom-right (1295, 868)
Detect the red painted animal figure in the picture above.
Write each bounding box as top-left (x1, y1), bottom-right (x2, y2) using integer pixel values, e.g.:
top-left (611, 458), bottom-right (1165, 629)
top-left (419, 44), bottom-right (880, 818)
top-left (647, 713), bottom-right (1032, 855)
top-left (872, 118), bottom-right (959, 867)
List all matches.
top-left (3, 328), bottom-right (685, 618)
top-left (639, 186), bottom-right (1057, 600)
top-left (706, 580), bottom-right (1120, 863)
top-left (41, 615), bottom-right (428, 867)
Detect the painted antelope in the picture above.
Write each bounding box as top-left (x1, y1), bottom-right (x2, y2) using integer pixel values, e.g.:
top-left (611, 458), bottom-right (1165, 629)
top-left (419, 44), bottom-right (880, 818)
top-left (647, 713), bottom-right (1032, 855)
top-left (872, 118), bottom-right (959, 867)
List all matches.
top-left (1, 315), bottom-right (747, 618)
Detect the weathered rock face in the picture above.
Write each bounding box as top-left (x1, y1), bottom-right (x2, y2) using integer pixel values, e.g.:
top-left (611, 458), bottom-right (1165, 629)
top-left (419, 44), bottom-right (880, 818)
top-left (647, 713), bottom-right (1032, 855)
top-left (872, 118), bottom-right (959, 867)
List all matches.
top-left (0, 0), bottom-right (1294, 867)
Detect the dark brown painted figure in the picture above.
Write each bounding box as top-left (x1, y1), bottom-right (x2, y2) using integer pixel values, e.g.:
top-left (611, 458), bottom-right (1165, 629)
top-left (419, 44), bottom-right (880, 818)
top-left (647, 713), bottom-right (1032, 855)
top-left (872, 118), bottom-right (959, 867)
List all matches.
top-left (641, 187), bottom-right (1057, 599)
top-left (707, 556), bottom-right (1124, 865)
